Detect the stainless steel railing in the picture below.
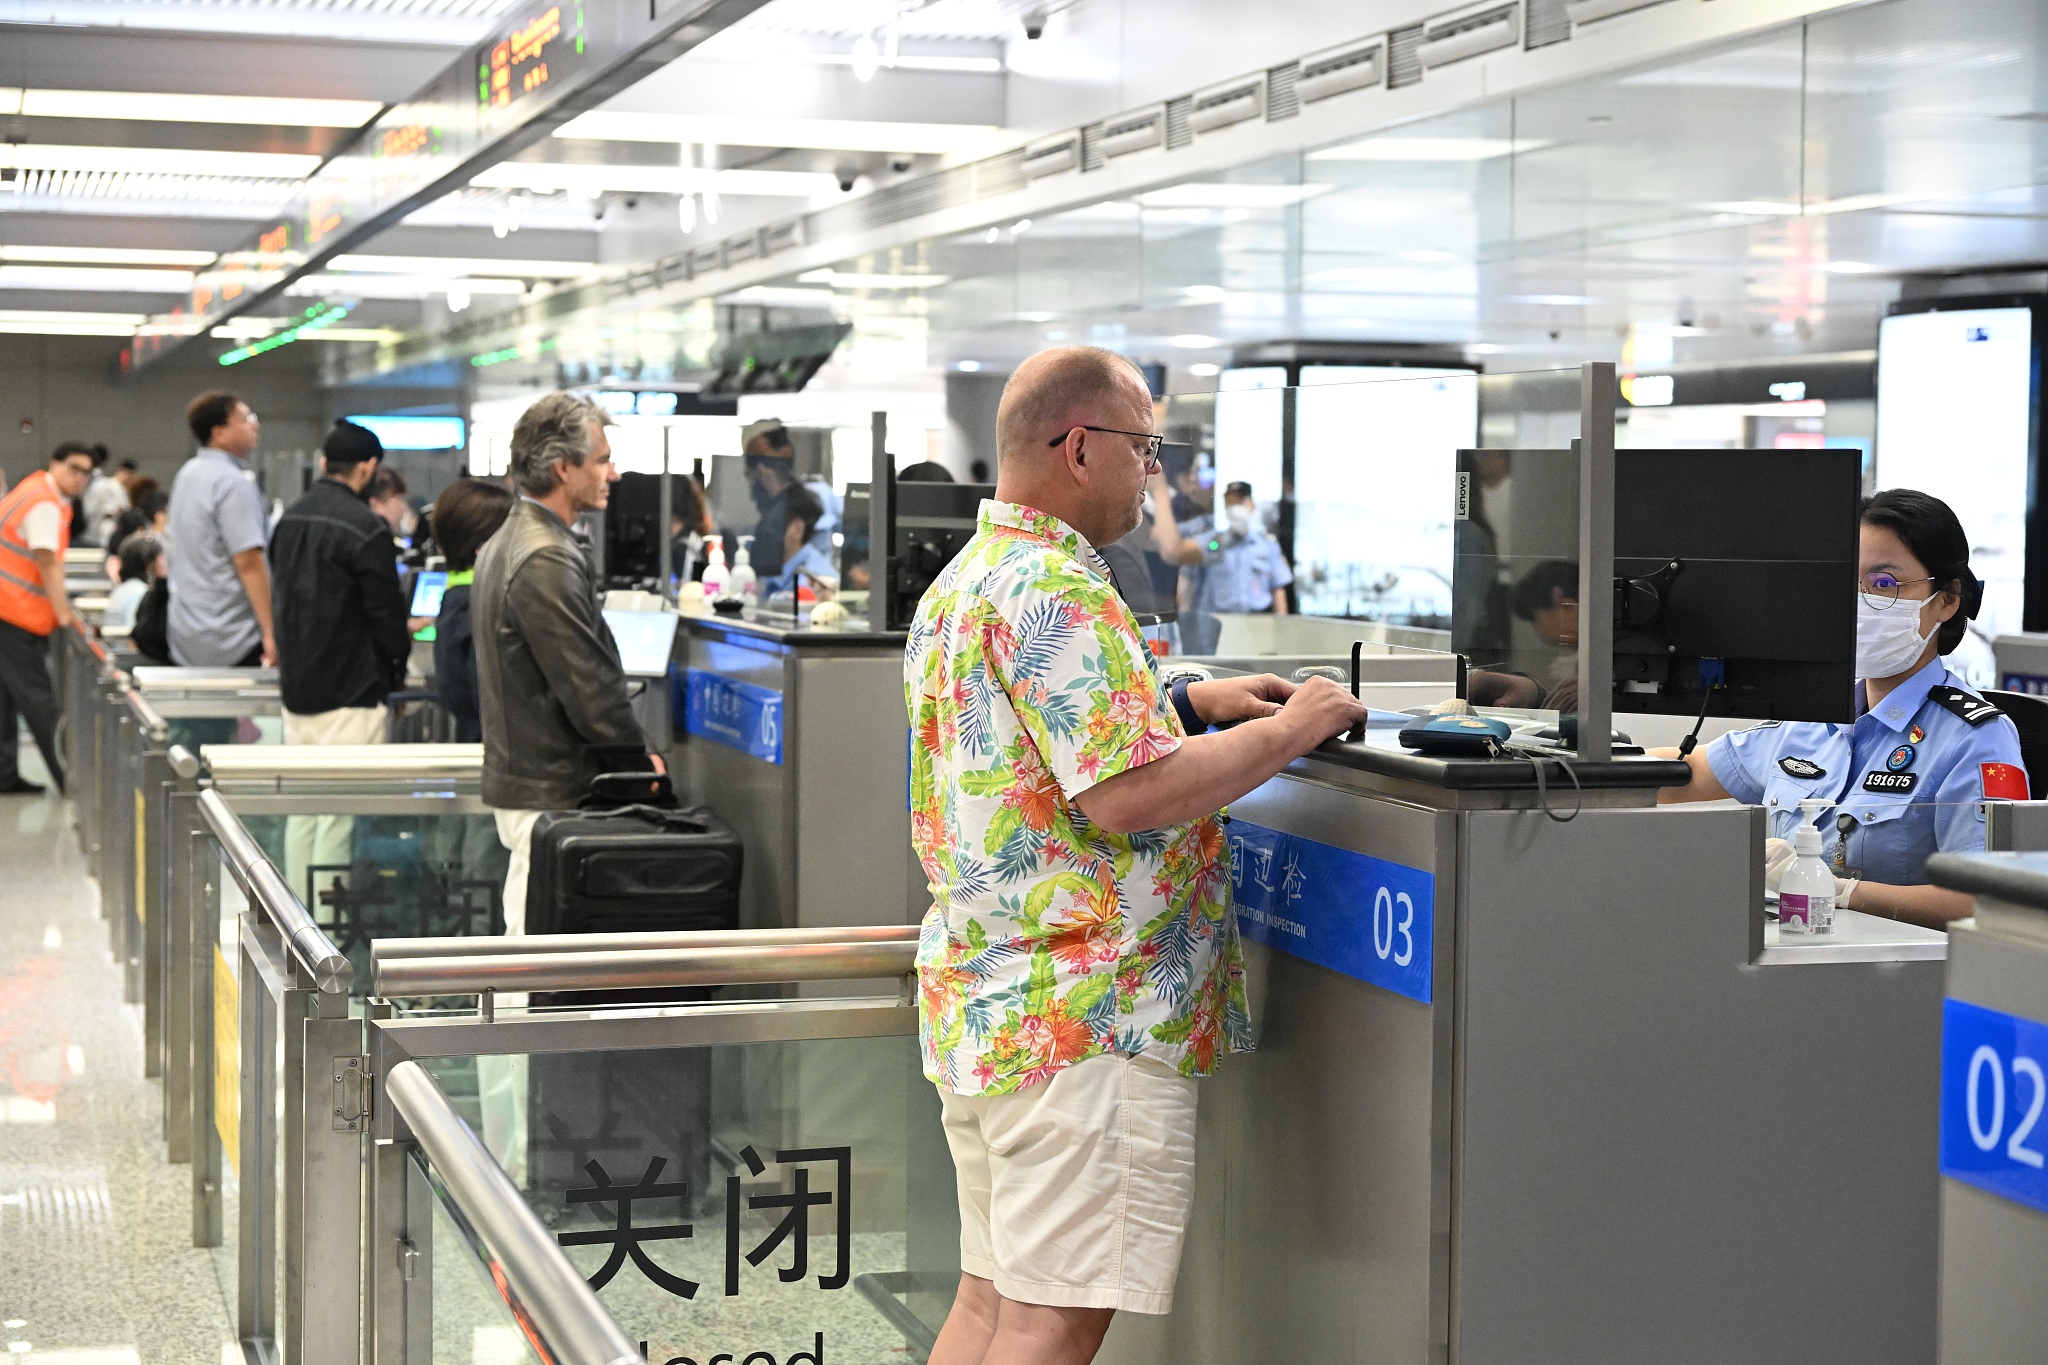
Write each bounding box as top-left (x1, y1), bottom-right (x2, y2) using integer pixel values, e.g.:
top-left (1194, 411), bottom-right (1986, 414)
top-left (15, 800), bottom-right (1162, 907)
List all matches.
top-left (386, 1062), bottom-right (641, 1365)
top-left (373, 928), bottom-right (919, 996)
top-left (123, 686), bottom-right (170, 744)
top-left (196, 786), bottom-right (352, 994)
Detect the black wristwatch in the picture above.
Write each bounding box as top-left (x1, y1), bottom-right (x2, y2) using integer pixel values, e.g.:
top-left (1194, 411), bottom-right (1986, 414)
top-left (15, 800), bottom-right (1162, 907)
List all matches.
top-left (1169, 676), bottom-right (1207, 735)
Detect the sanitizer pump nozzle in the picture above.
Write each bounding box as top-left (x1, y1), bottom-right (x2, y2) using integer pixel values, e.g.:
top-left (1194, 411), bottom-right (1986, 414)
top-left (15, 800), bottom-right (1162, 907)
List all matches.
top-left (1779, 798), bottom-right (1837, 935)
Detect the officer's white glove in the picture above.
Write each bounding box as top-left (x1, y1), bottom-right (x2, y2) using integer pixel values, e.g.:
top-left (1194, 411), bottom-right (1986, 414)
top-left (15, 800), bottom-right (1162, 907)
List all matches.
top-left (1763, 837), bottom-right (1795, 894)
top-left (1835, 877), bottom-right (1859, 908)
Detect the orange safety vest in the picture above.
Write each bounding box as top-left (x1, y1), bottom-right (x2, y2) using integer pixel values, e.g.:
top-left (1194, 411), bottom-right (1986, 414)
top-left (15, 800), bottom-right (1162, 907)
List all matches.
top-left (0, 469), bottom-right (71, 636)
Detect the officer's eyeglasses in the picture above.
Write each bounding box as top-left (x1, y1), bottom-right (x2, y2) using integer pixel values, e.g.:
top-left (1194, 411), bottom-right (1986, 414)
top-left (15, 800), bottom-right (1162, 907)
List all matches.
top-left (1049, 426), bottom-right (1164, 472)
top-left (1861, 571), bottom-right (1939, 610)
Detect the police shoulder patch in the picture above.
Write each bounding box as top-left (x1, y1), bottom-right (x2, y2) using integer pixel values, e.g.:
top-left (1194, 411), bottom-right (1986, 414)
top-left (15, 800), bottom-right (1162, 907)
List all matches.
top-left (1929, 686), bottom-right (2003, 728)
top-left (1778, 756), bottom-right (1826, 779)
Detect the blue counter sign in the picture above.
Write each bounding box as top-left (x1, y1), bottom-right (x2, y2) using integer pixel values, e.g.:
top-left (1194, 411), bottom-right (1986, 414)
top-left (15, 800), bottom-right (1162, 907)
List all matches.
top-left (1228, 820), bottom-right (1434, 1003)
top-left (682, 670), bottom-right (783, 764)
top-left (1940, 997), bottom-right (2048, 1216)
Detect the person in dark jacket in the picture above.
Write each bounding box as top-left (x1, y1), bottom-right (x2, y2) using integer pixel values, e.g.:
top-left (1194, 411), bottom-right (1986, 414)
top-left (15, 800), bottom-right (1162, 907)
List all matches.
top-left (267, 419), bottom-right (412, 907)
top-left (472, 391), bottom-right (659, 1186)
top-left (474, 391), bottom-right (660, 927)
top-left (428, 477), bottom-right (515, 744)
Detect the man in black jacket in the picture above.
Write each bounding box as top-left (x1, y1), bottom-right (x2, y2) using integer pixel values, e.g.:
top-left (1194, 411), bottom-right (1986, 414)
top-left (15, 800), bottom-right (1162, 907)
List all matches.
top-left (268, 419), bottom-right (412, 907)
top-left (474, 391), bottom-right (660, 929)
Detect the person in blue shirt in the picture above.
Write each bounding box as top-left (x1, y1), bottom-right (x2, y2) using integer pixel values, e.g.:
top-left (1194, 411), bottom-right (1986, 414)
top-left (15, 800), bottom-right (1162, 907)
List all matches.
top-left (1660, 489), bottom-right (2025, 928)
top-left (1189, 480), bottom-right (1292, 616)
top-left (763, 482), bottom-right (836, 597)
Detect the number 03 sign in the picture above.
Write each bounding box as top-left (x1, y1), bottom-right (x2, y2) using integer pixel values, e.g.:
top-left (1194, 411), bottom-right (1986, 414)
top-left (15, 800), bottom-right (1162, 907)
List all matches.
top-left (1940, 998), bottom-right (2048, 1215)
top-left (1228, 820), bottom-right (1435, 1004)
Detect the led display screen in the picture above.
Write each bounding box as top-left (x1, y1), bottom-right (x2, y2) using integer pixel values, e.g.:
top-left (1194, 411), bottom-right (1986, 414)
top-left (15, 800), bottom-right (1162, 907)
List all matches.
top-left (1877, 305), bottom-right (2036, 677)
top-left (347, 414), bottom-right (468, 450)
top-left (1294, 365), bottom-right (1477, 624)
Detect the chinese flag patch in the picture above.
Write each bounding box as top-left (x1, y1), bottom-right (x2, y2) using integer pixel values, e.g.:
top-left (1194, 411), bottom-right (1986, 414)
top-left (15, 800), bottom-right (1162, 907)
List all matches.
top-left (1982, 762), bottom-right (2030, 800)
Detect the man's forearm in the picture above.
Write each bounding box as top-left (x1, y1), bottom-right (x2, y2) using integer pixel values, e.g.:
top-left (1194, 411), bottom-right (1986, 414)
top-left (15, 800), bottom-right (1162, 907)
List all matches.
top-left (1849, 880), bottom-right (1974, 928)
top-left (231, 550), bottom-right (275, 638)
top-left (33, 549), bottom-right (71, 627)
top-left (1074, 718), bottom-right (1313, 834)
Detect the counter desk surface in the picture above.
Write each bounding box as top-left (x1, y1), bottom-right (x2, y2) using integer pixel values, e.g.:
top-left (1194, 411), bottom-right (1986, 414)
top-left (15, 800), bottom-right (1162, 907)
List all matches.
top-left (677, 607), bottom-right (903, 651)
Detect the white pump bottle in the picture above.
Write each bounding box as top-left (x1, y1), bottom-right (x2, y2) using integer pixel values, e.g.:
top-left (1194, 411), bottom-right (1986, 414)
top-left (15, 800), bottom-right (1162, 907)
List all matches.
top-left (728, 535), bottom-right (758, 599)
top-left (1778, 797), bottom-right (1837, 935)
top-left (700, 535), bottom-right (730, 598)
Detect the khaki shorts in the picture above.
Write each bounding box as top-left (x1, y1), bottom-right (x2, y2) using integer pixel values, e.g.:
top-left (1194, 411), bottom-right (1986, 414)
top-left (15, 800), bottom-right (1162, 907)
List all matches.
top-left (939, 1052), bottom-right (1199, 1315)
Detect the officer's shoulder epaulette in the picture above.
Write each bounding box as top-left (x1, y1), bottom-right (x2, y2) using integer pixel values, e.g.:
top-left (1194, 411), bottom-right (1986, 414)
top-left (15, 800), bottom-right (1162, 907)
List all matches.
top-left (1929, 685), bottom-right (2005, 727)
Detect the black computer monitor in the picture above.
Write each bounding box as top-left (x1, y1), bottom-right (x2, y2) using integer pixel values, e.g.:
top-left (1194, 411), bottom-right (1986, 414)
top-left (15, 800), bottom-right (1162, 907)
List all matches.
top-left (849, 477), bottom-right (996, 628)
top-left (603, 472), bottom-right (669, 588)
top-left (1454, 447), bottom-right (1860, 723)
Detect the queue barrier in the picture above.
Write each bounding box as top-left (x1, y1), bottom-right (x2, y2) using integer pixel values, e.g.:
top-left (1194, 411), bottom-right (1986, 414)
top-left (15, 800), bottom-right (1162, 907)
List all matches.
top-left (157, 764), bottom-right (936, 1365)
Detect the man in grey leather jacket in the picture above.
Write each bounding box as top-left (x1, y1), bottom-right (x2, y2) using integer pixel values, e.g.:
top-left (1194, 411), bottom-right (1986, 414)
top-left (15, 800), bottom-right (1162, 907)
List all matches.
top-left (473, 390), bottom-right (659, 931)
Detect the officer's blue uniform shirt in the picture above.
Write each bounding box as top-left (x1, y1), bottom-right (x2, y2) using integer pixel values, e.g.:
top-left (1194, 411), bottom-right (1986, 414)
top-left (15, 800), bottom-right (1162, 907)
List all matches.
top-left (1705, 656), bottom-right (2025, 885)
top-left (1194, 522), bottom-right (1294, 614)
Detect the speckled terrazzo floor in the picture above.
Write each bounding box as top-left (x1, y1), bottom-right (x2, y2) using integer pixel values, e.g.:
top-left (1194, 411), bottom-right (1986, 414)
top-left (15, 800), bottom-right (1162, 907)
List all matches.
top-left (0, 739), bottom-right (238, 1365)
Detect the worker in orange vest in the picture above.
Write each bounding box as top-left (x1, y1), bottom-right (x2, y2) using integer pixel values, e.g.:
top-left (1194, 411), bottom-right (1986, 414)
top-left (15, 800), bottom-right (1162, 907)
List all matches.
top-left (0, 443), bottom-right (97, 794)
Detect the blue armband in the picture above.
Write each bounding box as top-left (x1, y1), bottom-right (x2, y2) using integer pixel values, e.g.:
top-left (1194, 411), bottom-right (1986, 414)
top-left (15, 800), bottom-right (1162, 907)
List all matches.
top-left (1170, 677), bottom-right (1207, 735)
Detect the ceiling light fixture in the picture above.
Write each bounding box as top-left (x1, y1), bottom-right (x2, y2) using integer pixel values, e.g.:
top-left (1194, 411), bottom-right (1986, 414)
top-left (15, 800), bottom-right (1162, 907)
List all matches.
top-left (851, 33), bottom-right (881, 82)
top-left (553, 112), bottom-right (998, 155)
top-left (0, 143), bottom-right (320, 180)
top-left (1188, 362), bottom-right (1221, 377)
top-left (1307, 137), bottom-right (1551, 163)
top-left (1181, 284), bottom-right (1226, 301)
top-left (470, 162), bottom-right (834, 199)
top-left (1136, 183), bottom-right (1332, 209)
top-left (1170, 333), bottom-right (1218, 348)
top-left (811, 52), bottom-right (1003, 74)
top-left (326, 255), bottom-right (595, 278)
top-left (0, 264), bottom-right (196, 292)
top-left (0, 308), bottom-right (147, 336)
top-left (0, 245), bottom-right (218, 267)
top-left (4, 88), bottom-right (380, 128)
top-left (795, 269), bottom-right (950, 289)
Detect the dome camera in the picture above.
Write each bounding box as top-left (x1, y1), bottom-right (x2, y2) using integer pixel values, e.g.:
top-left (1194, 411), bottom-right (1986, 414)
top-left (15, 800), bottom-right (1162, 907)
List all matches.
top-left (889, 156), bottom-right (914, 174)
top-left (1023, 8), bottom-right (1048, 38)
top-left (836, 169), bottom-right (859, 192)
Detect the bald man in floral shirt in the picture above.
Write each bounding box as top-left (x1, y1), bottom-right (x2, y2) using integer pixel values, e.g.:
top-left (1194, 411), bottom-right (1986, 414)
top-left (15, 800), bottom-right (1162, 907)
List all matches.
top-left (907, 347), bottom-right (1367, 1365)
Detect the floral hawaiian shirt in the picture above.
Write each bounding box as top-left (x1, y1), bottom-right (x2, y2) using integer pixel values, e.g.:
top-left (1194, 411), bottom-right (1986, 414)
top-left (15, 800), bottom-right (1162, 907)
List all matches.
top-left (904, 499), bottom-right (1251, 1097)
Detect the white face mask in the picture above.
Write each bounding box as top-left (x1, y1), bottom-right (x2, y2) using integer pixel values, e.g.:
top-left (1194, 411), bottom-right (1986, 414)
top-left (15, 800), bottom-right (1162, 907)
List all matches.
top-left (1226, 503), bottom-right (1253, 533)
top-left (1856, 595), bottom-right (1934, 679)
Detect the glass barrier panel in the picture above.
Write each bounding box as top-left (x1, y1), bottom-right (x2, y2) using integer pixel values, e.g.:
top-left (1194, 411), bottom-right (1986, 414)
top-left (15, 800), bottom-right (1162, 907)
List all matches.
top-left (421, 1029), bottom-right (955, 1365)
top-left (415, 1150), bottom-right (548, 1365)
top-left (225, 801), bottom-right (508, 991)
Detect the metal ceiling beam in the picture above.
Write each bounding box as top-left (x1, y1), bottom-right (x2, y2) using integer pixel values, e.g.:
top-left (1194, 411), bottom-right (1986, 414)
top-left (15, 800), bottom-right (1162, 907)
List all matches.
top-left (125, 0), bottom-right (774, 372)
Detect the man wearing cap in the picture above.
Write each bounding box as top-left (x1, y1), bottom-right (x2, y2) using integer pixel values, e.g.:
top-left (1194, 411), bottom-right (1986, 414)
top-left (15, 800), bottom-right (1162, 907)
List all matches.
top-left (740, 419), bottom-right (800, 579)
top-left (267, 420), bottom-right (413, 905)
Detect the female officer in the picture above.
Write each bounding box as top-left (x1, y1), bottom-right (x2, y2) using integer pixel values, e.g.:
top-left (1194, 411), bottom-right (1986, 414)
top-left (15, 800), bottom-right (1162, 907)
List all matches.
top-left (1659, 488), bottom-right (2024, 928)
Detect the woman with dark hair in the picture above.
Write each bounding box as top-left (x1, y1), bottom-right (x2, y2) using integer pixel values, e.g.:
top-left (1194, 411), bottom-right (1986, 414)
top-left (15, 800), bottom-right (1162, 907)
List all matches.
top-left (429, 478), bottom-right (516, 743)
top-left (1659, 488), bottom-right (2025, 927)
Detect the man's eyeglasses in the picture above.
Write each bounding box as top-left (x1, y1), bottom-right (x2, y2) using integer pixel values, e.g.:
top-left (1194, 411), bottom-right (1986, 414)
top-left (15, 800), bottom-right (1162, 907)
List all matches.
top-left (1860, 571), bottom-right (1938, 610)
top-left (1048, 425), bottom-right (1165, 471)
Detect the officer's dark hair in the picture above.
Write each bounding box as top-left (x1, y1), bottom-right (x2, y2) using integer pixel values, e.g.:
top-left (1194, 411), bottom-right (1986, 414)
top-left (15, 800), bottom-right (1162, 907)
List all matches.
top-left (1511, 559), bottom-right (1580, 622)
top-left (185, 390), bottom-right (245, 446)
top-left (786, 481), bottom-right (825, 540)
top-left (1861, 488), bottom-right (1980, 655)
top-left (49, 440), bottom-right (96, 467)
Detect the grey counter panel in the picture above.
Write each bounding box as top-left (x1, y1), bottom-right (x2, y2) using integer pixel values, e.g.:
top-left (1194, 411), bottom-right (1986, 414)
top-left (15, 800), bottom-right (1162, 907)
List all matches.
top-left (1455, 802), bottom-right (1941, 1365)
top-left (1100, 778), bottom-right (1451, 1365)
top-left (792, 653), bottom-right (913, 928)
top-left (1941, 923), bottom-right (2048, 1364)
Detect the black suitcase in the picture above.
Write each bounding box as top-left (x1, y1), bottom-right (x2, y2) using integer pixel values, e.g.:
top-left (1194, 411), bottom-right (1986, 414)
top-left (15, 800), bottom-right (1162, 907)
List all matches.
top-left (524, 798), bottom-right (741, 1204)
top-left (524, 802), bottom-right (744, 937)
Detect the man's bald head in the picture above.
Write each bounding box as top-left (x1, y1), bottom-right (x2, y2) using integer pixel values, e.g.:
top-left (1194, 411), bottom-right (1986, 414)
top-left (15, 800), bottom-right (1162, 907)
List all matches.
top-left (995, 346), bottom-right (1151, 465)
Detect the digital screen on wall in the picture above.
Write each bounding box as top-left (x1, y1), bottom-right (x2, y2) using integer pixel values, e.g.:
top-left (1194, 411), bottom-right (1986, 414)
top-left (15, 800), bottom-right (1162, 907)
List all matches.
top-left (1293, 365), bottom-right (1477, 625)
top-left (1877, 306), bottom-right (2035, 677)
top-left (1212, 367), bottom-right (1288, 522)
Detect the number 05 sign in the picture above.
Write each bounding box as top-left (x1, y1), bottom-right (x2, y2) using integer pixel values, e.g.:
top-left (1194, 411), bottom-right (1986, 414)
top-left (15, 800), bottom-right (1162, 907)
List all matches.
top-left (1940, 997), bottom-right (2048, 1216)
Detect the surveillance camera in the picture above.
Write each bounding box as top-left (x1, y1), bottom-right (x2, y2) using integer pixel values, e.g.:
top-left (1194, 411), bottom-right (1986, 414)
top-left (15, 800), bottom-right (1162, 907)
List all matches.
top-left (836, 170), bottom-right (858, 192)
top-left (1023, 8), bottom-right (1047, 38)
top-left (1547, 328), bottom-right (1562, 341)
top-left (623, 196), bottom-right (639, 209)
top-left (889, 156), bottom-right (914, 174)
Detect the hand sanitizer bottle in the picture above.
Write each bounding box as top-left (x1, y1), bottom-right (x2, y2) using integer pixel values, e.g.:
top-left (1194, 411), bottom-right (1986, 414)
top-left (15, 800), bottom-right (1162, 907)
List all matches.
top-left (728, 535), bottom-right (758, 599)
top-left (1779, 798), bottom-right (1837, 935)
top-left (700, 535), bottom-right (729, 598)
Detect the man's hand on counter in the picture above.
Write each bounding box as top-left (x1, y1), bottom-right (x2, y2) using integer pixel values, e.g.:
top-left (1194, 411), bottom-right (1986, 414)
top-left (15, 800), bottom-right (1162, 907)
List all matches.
top-left (1186, 673), bottom-right (1295, 725)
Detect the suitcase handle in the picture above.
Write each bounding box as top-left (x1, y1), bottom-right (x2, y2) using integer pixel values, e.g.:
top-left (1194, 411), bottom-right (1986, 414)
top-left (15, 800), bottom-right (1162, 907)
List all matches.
top-left (581, 770), bottom-right (678, 810)
top-left (581, 803), bottom-right (716, 833)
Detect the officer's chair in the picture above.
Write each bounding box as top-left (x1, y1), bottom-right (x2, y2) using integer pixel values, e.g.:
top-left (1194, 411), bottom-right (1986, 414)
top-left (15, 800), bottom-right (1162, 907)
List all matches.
top-left (1982, 690), bottom-right (2048, 800)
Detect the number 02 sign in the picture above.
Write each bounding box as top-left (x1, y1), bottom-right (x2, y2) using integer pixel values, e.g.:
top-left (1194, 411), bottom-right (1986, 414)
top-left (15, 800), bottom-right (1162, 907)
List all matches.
top-left (1940, 997), bottom-right (2048, 1215)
